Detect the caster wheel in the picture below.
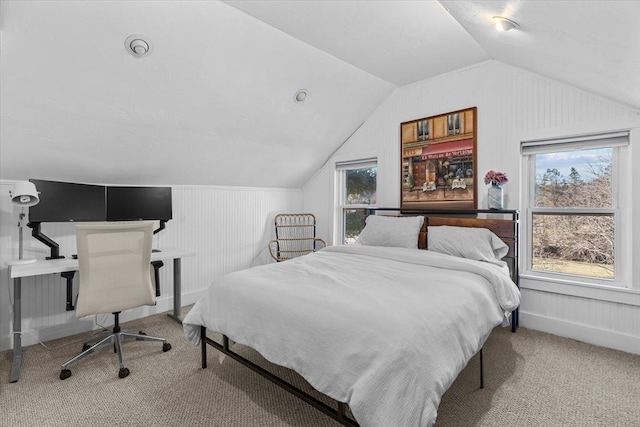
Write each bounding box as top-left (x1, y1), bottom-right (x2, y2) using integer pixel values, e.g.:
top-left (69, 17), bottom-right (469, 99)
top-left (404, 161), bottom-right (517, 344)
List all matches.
top-left (82, 343), bottom-right (91, 352)
top-left (162, 342), bottom-right (172, 352)
top-left (60, 369), bottom-right (72, 380)
top-left (118, 367), bottom-right (130, 379)
top-left (136, 331), bottom-right (147, 341)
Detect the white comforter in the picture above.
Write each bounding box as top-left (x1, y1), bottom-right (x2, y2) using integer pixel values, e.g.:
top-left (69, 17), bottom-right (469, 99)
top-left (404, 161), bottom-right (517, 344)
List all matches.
top-left (183, 245), bottom-right (520, 427)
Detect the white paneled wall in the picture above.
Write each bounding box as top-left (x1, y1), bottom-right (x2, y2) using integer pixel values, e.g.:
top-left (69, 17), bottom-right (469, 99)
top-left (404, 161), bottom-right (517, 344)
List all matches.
top-left (303, 60), bottom-right (640, 354)
top-left (0, 182), bottom-right (301, 351)
top-left (520, 288), bottom-right (640, 352)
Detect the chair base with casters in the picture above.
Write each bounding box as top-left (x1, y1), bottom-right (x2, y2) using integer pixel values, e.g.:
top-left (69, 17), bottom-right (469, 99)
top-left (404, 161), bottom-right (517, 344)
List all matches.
top-left (59, 312), bottom-right (171, 380)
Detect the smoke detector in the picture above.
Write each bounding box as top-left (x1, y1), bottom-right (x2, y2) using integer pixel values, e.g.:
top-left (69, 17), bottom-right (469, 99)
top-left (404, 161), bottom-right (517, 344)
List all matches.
top-left (125, 34), bottom-right (153, 58)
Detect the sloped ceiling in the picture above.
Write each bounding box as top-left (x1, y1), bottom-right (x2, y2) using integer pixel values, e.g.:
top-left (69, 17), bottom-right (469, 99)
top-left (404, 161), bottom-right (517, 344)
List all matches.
top-left (441, 0), bottom-right (640, 111)
top-left (0, 0), bottom-right (394, 187)
top-left (227, 0), bottom-right (640, 109)
top-left (223, 0), bottom-right (489, 87)
top-left (1, 1), bottom-right (638, 188)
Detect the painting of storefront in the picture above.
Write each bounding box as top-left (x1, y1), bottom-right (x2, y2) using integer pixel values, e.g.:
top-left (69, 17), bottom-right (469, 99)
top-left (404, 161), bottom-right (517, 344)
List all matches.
top-left (401, 107), bottom-right (477, 210)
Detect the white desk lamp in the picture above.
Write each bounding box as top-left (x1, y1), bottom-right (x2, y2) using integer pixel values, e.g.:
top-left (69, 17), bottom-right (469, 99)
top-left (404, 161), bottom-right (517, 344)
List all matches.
top-left (9, 181), bottom-right (40, 265)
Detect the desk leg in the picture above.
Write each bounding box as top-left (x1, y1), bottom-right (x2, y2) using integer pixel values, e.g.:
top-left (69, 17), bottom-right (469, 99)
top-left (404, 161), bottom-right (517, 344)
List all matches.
top-left (167, 258), bottom-right (182, 324)
top-left (10, 277), bottom-right (24, 383)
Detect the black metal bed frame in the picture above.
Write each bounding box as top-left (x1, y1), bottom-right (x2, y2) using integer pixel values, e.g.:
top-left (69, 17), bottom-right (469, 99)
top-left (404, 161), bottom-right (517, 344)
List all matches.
top-left (201, 327), bottom-right (360, 426)
top-left (200, 327), bottom-right (485, 427)
top-left (198, 208), bottom-right (518, 426)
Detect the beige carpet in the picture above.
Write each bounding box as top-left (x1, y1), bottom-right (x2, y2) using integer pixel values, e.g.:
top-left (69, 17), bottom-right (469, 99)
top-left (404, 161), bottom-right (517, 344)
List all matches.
top-left (1, 312), bottom-right (638, 426)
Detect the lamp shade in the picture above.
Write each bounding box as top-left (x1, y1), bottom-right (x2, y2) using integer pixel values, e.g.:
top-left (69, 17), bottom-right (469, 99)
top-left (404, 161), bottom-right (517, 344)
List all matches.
top-left (10, 181), bottom-right (40, 207)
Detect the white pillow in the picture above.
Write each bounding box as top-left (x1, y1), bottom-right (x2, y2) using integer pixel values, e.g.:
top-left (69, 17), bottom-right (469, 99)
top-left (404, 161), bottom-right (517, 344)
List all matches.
top-left (356, 215), bottom-right (424, 248)
top-left (427, 225), bottom-right (509, 265)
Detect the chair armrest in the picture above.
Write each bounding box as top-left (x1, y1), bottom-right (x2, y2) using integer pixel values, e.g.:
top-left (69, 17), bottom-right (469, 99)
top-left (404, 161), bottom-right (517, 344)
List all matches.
top-left (268, 238), bottom-right (327, 262)
top-left (314, 237), bottom-right (327, 250)
top-left (268, 239), bottom-right (282, 262)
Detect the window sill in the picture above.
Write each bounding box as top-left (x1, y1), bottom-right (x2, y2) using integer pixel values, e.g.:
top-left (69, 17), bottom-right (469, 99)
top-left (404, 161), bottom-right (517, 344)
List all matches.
top-left (520, 273), bottom-right (640, 307)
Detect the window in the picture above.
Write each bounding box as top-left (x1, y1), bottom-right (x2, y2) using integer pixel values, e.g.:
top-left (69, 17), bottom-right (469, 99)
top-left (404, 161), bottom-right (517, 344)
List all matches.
top-left (336, 159), bottom-right (377, 244)
top-left (522, 131), bottom-right (629, 286)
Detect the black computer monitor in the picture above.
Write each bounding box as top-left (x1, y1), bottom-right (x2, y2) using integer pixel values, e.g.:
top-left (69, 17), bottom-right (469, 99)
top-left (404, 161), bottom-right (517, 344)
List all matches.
top-left (106, 186), bottom-right (172, 221)
top-left (28, 179), bottom-right (107, 222)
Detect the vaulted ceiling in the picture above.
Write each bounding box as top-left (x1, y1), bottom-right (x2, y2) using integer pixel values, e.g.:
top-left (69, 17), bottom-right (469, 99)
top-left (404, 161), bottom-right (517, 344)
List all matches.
top-left (1, 1), bottom-right (638, 188)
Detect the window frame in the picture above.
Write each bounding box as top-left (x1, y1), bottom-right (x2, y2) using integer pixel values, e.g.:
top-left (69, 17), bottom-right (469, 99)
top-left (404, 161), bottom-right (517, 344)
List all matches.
top-left (335, 158), bottom-right (378, 245)
top-left (520, 131), bottom-right (631, 292)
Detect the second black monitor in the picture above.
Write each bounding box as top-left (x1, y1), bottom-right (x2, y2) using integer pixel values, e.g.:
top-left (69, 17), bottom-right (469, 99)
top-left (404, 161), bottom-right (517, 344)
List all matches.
top-left (106, 186), bottom-right (172, 221)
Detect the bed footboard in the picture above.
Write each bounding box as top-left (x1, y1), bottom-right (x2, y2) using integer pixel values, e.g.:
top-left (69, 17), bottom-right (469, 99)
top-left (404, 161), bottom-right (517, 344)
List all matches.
top-left (200, 326), bottom-right (359, 427)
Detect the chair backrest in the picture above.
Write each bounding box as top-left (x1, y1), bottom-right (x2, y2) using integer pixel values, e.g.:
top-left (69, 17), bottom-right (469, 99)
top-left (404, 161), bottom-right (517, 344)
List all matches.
top-left (75, 221), bottom-right (155, 318)
top-left (269, 213), bottom-right (326, 261)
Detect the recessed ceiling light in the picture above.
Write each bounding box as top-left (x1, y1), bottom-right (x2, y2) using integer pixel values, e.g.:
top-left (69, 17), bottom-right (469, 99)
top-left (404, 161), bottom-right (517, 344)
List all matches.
top-left (492, 16), bottom-right (520, 32)
top-left (294, 89), bottom-right (308, 103)
top-left (125, 34), bottom-right (153, 58)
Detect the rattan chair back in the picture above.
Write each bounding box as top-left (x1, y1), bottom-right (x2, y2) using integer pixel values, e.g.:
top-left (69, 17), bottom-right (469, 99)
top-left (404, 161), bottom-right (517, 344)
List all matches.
top-left (269, 213), bottom-right (326, 262)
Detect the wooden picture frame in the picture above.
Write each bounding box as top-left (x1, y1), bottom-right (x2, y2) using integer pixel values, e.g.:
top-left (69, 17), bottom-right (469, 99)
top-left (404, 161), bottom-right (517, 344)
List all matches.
top-left (400, 107), bottom-right (477, 210)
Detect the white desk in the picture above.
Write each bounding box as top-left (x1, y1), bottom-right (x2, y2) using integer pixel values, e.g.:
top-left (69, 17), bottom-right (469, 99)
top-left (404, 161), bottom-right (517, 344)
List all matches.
top-left (7, 247), bottom-right (195, 383)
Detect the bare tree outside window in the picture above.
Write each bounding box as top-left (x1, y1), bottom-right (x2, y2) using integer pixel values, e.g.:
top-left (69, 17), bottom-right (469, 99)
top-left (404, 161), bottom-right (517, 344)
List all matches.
top-left (342, 166), bottom-right (377, 244)
top-left (531, 148), bottom-right (614, 278)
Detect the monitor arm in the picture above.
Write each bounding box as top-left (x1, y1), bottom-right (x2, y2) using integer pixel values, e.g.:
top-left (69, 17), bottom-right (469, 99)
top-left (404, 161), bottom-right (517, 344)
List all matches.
top-left (27, 222), bottom-right (64, 259)
top-left (153, 220), bottom-right (167, 235)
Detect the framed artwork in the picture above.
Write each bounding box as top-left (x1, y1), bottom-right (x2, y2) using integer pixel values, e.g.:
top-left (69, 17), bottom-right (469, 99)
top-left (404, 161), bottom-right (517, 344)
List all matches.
top-left (400, 107), bottom-right (477, 210)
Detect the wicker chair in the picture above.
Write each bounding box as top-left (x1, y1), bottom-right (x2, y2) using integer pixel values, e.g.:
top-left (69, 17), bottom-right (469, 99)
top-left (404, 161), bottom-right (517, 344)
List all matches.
top-left (269, 213), bottom-right (326, 262)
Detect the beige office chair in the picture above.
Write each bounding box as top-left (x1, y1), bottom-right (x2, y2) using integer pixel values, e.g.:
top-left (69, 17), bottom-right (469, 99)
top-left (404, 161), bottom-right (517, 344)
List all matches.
top-left (60, 221), bottom-right (171, 380)
top-left (268, 213), bottom-right (326, 262)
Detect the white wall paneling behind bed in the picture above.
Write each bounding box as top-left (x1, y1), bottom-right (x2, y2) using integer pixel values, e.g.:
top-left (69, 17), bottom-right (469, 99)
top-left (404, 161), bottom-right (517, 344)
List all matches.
top-left (302, 60), bottom-right (640, 354)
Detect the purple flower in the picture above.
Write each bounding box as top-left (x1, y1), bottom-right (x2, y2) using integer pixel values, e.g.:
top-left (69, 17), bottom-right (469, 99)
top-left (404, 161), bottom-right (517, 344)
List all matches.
top-left (484, 170), bottom-right (508, 186)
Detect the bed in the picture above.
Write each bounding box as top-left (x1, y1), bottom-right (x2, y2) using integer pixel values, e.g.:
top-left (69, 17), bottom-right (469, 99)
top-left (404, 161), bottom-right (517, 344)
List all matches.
top-left (183, 209), bottom-right (521, 427)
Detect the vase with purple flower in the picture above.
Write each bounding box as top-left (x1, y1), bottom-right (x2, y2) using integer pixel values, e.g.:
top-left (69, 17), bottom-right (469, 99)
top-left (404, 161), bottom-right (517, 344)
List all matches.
top-left (484, 170), bottom-right (508, 210)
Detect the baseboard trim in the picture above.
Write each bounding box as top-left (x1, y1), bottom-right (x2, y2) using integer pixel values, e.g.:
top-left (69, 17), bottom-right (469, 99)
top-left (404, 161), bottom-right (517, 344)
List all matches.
top-left (0, 289), bottom-right (207, 352)
top-left (4, 295), bottom-right (639, 356)
top-left (520, 311), bottom-right (640, 355)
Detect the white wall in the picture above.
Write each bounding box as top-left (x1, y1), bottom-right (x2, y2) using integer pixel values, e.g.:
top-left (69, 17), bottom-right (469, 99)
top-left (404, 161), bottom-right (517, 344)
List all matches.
top-left (0, 182), bottom-right (301, 351)
top-left (303, 60), bottom-right (640, 354)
